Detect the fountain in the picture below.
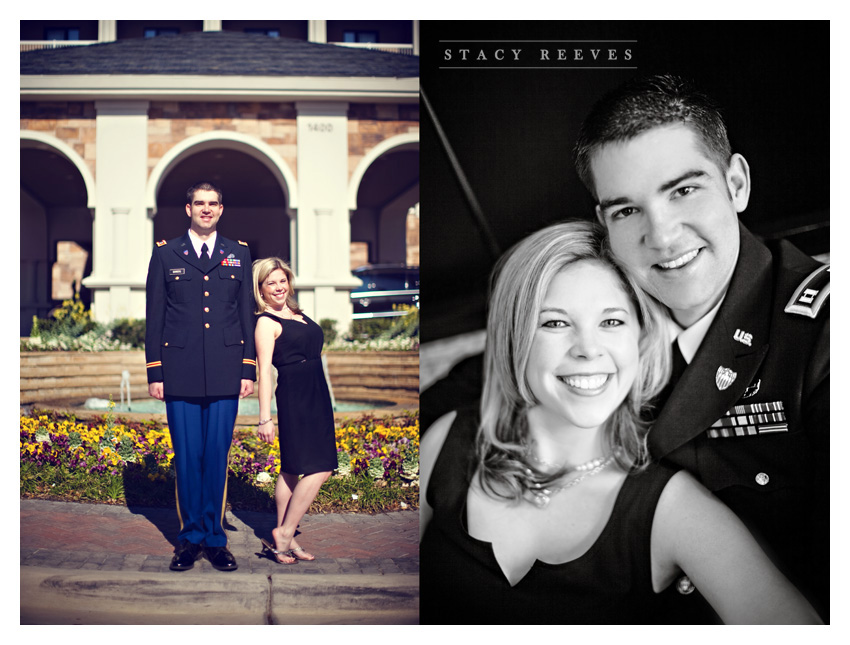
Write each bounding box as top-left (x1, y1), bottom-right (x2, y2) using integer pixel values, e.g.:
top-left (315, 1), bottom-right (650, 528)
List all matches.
top-left (80, 364), bottom-right (390, 415)
top-left (119, 369), bottom-right (131, 410)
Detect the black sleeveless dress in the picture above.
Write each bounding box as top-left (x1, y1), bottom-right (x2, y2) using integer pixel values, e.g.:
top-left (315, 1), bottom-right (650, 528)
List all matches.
top-left (420, 407), bottom-right (679, 624)
top-left (257, 312), bottom-right (338, 476)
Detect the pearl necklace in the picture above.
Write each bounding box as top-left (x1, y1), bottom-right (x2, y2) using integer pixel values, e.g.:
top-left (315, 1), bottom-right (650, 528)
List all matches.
top-left (524, 441), bottom-right (611, 473)
top-left (521, 442), bottom-right (619, 508)
top-left (524, 454), bottom-right (616, 508)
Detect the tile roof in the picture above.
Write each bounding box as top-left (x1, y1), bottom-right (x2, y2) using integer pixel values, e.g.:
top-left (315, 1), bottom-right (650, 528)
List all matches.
top-left (21, 31), bottom-right (419, 77)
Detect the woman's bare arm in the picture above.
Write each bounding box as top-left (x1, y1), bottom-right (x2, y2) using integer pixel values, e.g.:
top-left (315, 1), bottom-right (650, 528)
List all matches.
top-left (651, 470), bottom-right (822, 624)
top-left (254, 316), bottom-right (280, 444)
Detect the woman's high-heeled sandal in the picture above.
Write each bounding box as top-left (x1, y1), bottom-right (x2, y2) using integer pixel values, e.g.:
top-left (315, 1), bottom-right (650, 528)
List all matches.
top-left (261, 538), bottom-right (296, 565)
top-left (287, 546), bottom-right (315, 561)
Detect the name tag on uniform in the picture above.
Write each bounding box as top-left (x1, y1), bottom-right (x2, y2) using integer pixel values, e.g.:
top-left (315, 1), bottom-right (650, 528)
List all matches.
top-left (169, 268), bottom-right (185, 275)
top-left (221, 258), bottom-right (241, 267)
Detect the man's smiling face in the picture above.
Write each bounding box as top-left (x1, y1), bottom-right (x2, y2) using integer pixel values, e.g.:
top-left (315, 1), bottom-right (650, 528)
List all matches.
top-left (185, 189), bottom-right (223, 236)
top-left (591, 124), bottom-right (750, 328)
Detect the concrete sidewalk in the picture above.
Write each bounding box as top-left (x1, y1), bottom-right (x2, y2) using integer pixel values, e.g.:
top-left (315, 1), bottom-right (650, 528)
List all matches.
top-left (20, 499), bottom-right (419, 624)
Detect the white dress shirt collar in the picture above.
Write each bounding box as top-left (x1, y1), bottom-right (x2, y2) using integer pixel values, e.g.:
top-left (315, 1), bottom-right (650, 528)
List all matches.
top-left (187, 229), bottom-right (217, 259)
top-left (665, 293), bottom-right (727, 364)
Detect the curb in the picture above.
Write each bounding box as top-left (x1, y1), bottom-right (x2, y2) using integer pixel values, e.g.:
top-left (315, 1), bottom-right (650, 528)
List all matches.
top-left (21, 568), bottom-right (419, 625)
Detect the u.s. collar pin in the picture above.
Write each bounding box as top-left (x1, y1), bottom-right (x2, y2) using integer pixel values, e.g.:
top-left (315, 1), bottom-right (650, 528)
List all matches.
top-left (733, 328), bottom-right (753, 347)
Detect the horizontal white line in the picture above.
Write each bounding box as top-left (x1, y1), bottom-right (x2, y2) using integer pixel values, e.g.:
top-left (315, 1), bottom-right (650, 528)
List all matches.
top-left (438, 40), bottom-right (638, 43)
top-left (438, 67), bottom-right (638, 70)
top-left (351, 311), bottom-right (409, 319)
top-left (350, 290), bottom-right (418, 298)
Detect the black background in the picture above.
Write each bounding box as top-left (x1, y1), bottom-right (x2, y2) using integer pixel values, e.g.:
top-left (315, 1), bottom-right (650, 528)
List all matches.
top-left (419, 20), bottom-right (830, 343)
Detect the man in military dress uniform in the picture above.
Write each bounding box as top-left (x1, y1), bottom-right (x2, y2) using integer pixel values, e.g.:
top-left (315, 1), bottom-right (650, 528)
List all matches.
top-left (573, 75), bottom-right (828, 622)
top-left (146, 181), bottom-right (257, 572)
top-left (422, 75), bottom-right (829, 622)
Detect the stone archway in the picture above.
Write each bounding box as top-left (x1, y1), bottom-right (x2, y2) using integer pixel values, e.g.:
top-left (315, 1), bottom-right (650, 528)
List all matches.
top-left (20, 132), bottom-right (96, 335)
top-left (146, 132), bottom-right (298, 265)
top-left (348, 133), bottom-right (419, 268)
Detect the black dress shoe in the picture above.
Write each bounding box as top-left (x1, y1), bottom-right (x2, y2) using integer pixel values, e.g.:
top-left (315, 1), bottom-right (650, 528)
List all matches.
top-left (170, 541), bottom-right (202, 571)
top-left (205, 546), bottom-right (238, 571)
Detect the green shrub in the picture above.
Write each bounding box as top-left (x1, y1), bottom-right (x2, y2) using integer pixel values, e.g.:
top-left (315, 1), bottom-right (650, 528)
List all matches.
top-left (30, 294), bottom-right (97, 338)
top-left (23, 296), bottom-right (145, 351)
top-left (379, 306), bottom-right (419, 340)
top-left (324, 306), bottom-right (419, 352)
top-left (110, 318), bottom-right (146, 348)
top-left (349, 318), bottom-right (395, 339)
top-left (348, 306), bottom-right (418, 342)
top-left (319, 318), bottom-right (338, 345)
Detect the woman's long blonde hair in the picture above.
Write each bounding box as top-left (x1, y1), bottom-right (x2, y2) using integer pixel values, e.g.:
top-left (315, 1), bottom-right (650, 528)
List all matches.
top-left (252, 257), bottom-right (302, 316)
top-left (476, 220), bottom-right (671, 502)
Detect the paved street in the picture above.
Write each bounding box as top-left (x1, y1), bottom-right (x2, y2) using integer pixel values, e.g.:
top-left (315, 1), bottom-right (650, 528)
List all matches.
top-left (20, 499), bottom-right (419, 624)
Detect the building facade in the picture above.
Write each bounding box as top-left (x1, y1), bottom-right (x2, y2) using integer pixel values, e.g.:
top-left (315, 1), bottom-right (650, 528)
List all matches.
top-left (20, 20), bottom-right (419, 336)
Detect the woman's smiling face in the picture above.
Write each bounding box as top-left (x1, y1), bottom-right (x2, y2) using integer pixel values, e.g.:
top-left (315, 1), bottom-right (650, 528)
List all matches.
top-left (261, 268), bottom-right (290, 307)
top-left (524, 259), bottom-right (641, 432)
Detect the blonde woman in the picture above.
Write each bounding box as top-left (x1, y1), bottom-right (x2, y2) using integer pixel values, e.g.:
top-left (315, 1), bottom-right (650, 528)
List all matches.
top-left (253, 257), bottom-right (337, 564)
top-left (420, 221), bottom-right (820, 624)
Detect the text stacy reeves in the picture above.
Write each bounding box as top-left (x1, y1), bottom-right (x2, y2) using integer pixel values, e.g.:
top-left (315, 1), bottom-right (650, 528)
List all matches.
top-left (444, 48), bottom-right (632, 62)
top-left (439, 42), bottom-right (636, 69)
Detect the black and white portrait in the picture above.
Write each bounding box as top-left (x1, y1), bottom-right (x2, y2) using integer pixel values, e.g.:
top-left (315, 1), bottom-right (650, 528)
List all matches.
top-left (418, 20), bottom-right (829, 625)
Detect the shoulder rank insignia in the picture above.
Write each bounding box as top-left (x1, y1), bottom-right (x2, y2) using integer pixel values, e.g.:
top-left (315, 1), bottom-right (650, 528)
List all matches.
top-left (238, 240), bottom-right (249, 246)
top-left (785, 264), bottom-right (830, 318)
top-left (156, 239), bottom-right (167, 247)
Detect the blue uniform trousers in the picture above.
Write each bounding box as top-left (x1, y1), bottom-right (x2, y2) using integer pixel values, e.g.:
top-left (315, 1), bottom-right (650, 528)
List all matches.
top-left (166, 396), bottom-right (239, 547)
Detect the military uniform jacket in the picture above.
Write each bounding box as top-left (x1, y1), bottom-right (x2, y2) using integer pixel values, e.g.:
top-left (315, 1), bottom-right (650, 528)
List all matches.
top-left (651, 224), bottom-right (829, 617)
top-left (145, 232), bottom-right (257, 398)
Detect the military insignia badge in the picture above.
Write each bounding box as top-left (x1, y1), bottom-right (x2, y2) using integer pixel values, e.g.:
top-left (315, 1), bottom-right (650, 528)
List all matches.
top-left (715, 366), bottom-right (737, 391)
top-left (238, 240), bottom-right (249, 246)
top-left (221, 258), bottom-right (241, 267)
top-left (156, 240), bottom-right (167, 247)
top-left (741, 379), bottom-right (761, 398)
top-left (785, 264), bottom-right (830, 318)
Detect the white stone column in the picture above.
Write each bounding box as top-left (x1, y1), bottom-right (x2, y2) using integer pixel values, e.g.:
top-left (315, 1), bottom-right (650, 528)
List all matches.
top-left (203, 20), bottom-right (222, 32)
top-left (98, 20), bottom-right (116, 43)
top-left (294, 101), bottom-right (360, 332)
top-left (413, 20), bottom-right (420, 56)
top-left (83, 101), bottom-right (151, 323)
top-left (406, 203), bottom-right (420, 266)
top-left (111, 207), bottom-right (130, 278)
top-left (308, 20), bottom-right (327, 43)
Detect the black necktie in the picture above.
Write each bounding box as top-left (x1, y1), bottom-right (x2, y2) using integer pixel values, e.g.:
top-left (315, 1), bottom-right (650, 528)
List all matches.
top-left (670, 339), bottom-right (688, 386)
top-left (655, 339), bottom-right (688, 410)
top-left (200, 243), bottom-right (209, 270)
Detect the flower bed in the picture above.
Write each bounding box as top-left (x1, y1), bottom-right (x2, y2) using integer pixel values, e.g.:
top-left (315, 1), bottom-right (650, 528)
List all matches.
top-left (20, 406), bottom-right (419, 514)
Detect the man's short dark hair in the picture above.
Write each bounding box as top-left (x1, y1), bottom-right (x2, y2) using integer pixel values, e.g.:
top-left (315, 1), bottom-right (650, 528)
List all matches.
top-left (573, 74), bottom-right (732, 200)
top-left (186, 181), bottom-right (223, 205)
